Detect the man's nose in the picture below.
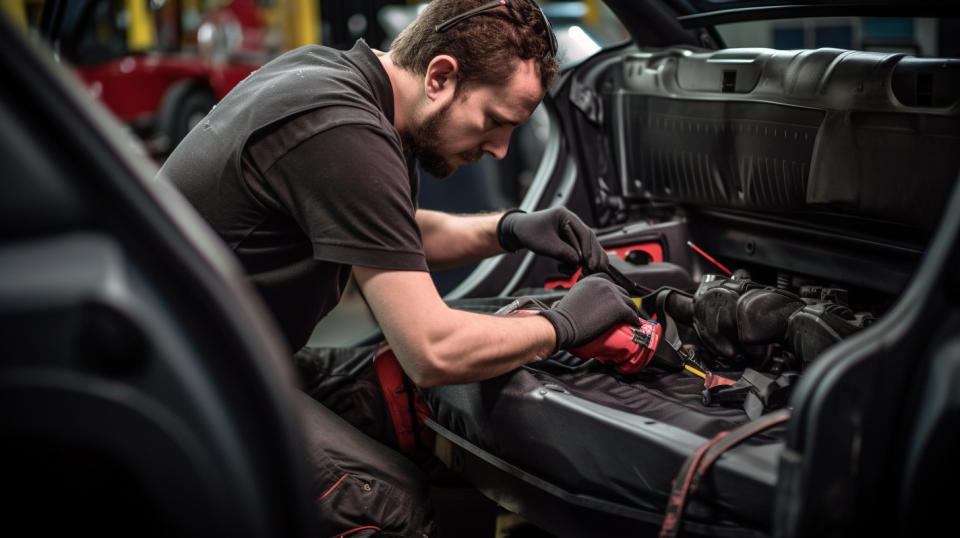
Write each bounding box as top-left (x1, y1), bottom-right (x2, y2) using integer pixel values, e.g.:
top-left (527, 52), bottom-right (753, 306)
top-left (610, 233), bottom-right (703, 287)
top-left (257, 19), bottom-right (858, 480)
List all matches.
top-left (482, 131), bottom-right (511, 160)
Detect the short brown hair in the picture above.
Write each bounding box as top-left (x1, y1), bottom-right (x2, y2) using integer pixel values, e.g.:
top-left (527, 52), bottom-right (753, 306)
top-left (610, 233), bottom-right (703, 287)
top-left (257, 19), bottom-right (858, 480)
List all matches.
top-left (390, 0), bottom-right (559, 94)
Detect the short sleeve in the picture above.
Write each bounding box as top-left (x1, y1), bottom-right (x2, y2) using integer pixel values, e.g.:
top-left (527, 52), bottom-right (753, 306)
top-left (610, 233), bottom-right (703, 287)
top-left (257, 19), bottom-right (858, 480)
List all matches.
top-left (257, 122), bottom-right (427, 271)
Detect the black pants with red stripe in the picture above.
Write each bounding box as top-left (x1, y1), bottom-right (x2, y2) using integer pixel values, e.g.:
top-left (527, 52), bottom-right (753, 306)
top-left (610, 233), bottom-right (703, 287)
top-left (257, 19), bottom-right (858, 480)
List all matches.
top-left (294, 345), bottom-right (437, 538)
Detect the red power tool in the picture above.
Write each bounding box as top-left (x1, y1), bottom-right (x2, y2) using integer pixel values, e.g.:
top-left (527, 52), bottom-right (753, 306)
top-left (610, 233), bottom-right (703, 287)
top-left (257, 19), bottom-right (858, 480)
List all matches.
top-left (568, 263), bottom-right (680, 373)
top-left (505, 263), bottom-right (683, 374)
top-left (570, 317), bottom-right (664, 374)
top-left (507, 306), bottom-right (680, 374)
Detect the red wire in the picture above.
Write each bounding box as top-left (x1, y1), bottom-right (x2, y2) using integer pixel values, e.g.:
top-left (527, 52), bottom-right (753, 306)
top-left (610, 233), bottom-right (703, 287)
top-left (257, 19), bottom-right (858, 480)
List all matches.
top-left (333, 526), bottom-right (382, 537)
top-left (317, 474), bottom-right (347, 502)
top-left (686, 241), bottom-right (733, 276)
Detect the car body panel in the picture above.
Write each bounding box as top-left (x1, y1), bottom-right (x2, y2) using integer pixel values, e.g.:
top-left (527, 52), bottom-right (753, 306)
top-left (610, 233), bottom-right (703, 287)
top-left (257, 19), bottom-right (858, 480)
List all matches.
top-left (423, 2), bottom-right (960, 537)
top-left (0, 8), bottom-right (316, 536)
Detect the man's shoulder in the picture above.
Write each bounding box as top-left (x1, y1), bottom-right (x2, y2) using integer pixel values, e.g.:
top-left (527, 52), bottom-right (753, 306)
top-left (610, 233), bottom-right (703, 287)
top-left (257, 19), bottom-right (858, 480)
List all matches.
top-left (236, 42), bottom-right (392, 128)
top-left (246, 107), bottom-right (402, 173)
top-left (302, 104), bottom-right (394, 132)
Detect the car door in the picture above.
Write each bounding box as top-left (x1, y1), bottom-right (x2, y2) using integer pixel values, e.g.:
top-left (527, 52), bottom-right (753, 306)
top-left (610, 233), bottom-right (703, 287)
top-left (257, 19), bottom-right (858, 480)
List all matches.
top-left (0, 9), bottom-right (317, 537)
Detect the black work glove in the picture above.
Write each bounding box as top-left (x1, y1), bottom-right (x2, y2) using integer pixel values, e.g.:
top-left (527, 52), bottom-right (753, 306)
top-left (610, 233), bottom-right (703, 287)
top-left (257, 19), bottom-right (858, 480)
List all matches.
top-left (540, 274), bottom-right (642, 350)
top-left (498, 208), bottom-right (608, 272)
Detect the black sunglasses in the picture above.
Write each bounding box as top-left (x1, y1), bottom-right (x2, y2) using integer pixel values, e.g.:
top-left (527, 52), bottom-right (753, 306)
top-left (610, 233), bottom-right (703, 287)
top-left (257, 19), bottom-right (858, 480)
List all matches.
top-left (434, 0), bottom-right (558, 59)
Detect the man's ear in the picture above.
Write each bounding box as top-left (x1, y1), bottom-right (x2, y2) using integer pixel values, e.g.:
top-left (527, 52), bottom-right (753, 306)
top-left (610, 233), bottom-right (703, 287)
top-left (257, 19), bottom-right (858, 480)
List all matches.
top-left (424, 54), bottom-right (458, 103)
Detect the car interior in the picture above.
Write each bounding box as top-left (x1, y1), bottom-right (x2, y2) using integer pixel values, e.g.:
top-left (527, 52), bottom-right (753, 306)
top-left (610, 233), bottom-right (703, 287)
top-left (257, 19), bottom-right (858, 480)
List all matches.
top-left (411, 1), bottom-right (960, 536)
top-left (2, 1), bottom-right (958, 537)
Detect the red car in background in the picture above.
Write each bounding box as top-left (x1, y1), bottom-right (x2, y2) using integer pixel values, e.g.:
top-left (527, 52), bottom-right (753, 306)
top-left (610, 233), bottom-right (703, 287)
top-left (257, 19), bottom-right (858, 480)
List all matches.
top-left (39, 0), bottom-right (279, 158)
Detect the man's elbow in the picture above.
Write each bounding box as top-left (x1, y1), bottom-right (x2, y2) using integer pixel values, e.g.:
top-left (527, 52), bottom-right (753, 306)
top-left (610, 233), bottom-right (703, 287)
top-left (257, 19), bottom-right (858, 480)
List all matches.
top-left (407, 370), bottom-right (444, 388)
top-left (398, 350), bottom-right (456, 387)
top-left (404, 362), bottom-right (448, 388)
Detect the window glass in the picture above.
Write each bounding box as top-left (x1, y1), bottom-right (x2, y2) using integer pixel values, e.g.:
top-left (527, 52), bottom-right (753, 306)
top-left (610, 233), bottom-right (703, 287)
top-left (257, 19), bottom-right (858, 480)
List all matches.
top-left (717, 17), bottom-right (946, 57)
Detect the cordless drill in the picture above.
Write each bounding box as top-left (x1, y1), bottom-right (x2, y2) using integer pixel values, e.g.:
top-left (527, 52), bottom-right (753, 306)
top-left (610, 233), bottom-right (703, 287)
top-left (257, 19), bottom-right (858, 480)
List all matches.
top-left (509, 305), bottom-right (676, 374)
top-left (570, 317), bottom-right (681, 374)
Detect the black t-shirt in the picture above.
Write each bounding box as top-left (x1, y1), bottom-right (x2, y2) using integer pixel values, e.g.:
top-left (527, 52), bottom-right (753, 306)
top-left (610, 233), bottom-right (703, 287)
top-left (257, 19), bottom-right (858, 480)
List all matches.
top-left (164, 41), bottom-right (427, 351)
top-left (239, 109), bottom-right (426, 350)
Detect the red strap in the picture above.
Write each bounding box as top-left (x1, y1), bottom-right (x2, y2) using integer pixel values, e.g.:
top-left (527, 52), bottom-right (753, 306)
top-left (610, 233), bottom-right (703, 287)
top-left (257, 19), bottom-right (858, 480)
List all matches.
top-left (660, 431), bottom-right (730, 538)
top-left (373, 345), bottom-right (435, 459)
top-left (659, 409), bottom-right (791, 537)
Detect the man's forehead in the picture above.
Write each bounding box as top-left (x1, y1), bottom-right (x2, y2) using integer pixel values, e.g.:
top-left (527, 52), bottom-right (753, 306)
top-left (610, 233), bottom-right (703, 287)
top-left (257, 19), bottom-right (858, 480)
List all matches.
top-left (509, 58), bottom-right (546, 100)
top-left (489, 60), bottom-right (546, 117)
top-left (516, 90), bottom-right (544, 111)
top-left (506, 94), bottom-right (543, 125)
top-left (493, 87), bottom-right (542, 112)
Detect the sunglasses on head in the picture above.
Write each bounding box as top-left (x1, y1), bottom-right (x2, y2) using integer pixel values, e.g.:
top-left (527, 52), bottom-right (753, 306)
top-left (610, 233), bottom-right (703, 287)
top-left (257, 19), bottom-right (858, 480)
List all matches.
top-left (434, 0), bottom-right (558, 59)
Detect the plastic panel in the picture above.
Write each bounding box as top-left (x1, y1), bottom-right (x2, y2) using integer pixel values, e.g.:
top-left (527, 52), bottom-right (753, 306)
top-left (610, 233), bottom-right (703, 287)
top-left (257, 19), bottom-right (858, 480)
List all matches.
top-left (613, 47), bottom-right (960, 229)
top-left (0, 233), bottom-right (269, 535)
top-left (622, 96), bottom-right (822, 207)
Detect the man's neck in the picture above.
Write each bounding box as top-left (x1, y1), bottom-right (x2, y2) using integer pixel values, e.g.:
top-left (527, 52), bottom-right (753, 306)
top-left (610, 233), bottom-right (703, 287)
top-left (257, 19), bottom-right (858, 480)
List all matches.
top-left (376, 51), bottom-right (416, 140)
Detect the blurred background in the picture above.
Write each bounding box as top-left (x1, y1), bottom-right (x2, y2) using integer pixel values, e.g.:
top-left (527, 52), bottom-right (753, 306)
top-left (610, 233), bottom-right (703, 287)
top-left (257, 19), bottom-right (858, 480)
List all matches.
top-left (2, 0), bottom-right (951, 346)
top-left (0, 0), bottom-right (631, 345)
top-left (1, 0), bottom-right (626, 171)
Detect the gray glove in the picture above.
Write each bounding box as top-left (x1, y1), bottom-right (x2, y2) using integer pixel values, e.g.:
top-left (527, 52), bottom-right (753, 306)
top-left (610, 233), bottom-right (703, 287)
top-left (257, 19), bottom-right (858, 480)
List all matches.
top-left (497, 208), bottom-right (608, 272)
top-left (540, 274), bottom-right (642, 350)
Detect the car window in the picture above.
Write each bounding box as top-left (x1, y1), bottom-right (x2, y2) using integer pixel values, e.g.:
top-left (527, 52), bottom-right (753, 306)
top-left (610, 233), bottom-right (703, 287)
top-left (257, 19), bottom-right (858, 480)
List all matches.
top-left (717, 17), bottom-right (949, 57)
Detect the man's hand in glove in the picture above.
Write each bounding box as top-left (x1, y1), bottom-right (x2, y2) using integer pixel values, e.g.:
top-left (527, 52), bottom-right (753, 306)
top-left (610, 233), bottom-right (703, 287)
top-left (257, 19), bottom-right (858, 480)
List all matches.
top-left (540, 274), bottom-right (642, 350)
top-left (498, 207), bottom-right (608, 272)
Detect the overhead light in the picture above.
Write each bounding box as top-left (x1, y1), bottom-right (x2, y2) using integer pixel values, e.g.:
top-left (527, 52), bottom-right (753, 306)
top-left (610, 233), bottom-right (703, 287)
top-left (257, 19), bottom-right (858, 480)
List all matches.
top-left (568, 25), bottom-right (601, 56)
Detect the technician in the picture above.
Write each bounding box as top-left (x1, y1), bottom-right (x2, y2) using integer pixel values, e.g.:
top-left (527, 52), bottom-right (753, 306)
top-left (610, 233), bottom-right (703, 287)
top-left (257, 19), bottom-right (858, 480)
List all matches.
top-left (160, 0), bottom-right (640, 535)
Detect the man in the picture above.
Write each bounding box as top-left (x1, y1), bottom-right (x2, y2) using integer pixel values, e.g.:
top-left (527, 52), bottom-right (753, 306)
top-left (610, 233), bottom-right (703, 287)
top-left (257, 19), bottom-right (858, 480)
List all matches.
top-left (160, 0), bottom-right (641, 535)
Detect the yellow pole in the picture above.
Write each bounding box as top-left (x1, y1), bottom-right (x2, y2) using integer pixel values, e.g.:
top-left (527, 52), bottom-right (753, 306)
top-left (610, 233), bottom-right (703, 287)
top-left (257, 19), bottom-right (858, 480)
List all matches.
top-left (289, 0), bottom-right (317, 48)
top-left (127, 0), bottom-right (157, 51)
top-left (1, 0), bottom-right (28, 31)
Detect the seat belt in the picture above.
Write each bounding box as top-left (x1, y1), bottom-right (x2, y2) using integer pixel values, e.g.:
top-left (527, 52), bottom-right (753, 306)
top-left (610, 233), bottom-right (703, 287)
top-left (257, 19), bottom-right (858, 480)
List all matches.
top-left (659, 409), bottom-right (791, 538)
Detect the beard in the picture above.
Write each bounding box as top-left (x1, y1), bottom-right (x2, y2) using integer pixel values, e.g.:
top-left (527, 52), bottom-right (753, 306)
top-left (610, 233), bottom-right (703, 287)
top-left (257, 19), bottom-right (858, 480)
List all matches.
top-left (405, 101), bottom-right (482, 178)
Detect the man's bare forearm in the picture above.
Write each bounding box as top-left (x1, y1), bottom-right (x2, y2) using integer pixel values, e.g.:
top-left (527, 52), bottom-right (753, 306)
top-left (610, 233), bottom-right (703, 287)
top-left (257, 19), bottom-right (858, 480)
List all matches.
top-left (354, 266), bottom-right (555, 386)
top-left (415, 209), bottom-right (506, 269)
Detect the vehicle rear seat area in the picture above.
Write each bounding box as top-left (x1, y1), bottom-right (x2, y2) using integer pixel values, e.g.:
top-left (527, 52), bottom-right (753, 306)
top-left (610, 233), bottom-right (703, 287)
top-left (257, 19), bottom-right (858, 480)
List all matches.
top-left (419, 295), bottom-right (786, 536)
